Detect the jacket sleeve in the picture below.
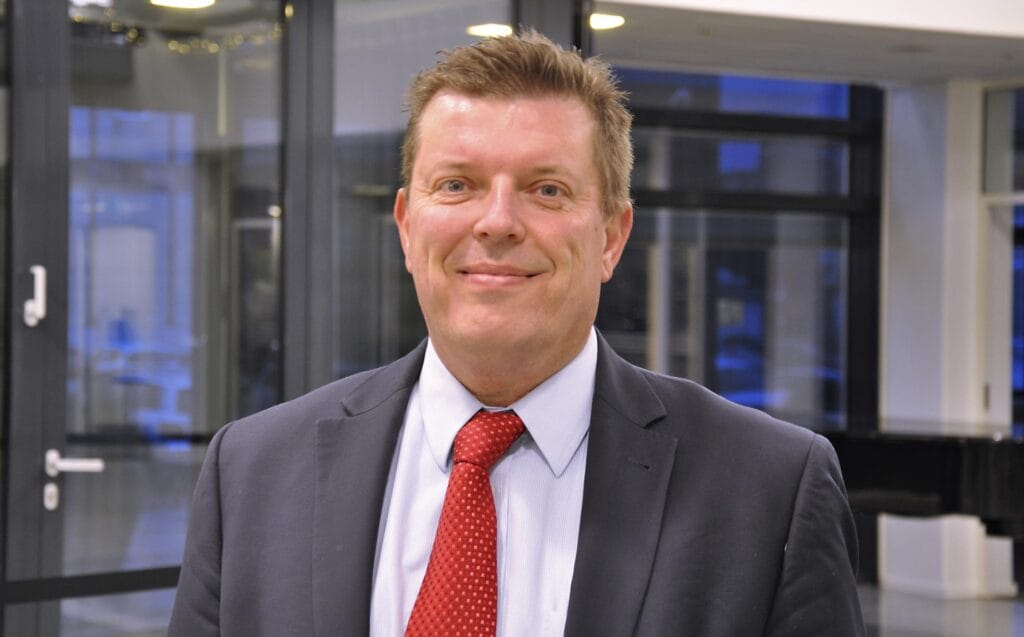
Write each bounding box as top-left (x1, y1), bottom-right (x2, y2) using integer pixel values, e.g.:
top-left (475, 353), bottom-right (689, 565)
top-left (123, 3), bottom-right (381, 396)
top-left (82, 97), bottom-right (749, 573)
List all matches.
top-left (764, 434), bottom-right (865, 636)
top-left (167, 424), bottom-right (230, 636)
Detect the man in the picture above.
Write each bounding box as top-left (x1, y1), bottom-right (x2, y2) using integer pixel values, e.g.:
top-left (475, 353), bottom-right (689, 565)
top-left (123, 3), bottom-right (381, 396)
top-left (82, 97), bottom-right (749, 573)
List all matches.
top-left (170, 31), bottom-right (864, 636)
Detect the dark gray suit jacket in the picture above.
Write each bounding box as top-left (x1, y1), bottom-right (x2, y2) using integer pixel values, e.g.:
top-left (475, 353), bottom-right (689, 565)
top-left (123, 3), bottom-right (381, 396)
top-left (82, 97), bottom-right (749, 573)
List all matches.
top-left (169, 335), bottom-right (864, 635)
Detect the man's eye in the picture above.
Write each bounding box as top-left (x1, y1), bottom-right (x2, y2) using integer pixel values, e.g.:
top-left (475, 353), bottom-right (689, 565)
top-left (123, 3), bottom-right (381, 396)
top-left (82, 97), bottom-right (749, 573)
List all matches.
top-left (538, 184), bottom-right (561, 197)
top-left (443, 180), bottom-right (466, 193)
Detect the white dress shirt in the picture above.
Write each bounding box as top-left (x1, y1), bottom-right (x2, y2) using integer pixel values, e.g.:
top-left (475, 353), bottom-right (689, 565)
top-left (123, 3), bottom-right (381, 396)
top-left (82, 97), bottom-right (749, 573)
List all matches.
top-left (369, 329), bottom-right (597, 637)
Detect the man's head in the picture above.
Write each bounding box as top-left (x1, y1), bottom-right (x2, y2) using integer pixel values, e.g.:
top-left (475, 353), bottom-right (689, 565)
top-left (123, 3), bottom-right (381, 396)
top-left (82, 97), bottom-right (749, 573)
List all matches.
top-left (395, 32), bottom-right (634, 406)
top-left (402, 30), bottom-right (633, 219)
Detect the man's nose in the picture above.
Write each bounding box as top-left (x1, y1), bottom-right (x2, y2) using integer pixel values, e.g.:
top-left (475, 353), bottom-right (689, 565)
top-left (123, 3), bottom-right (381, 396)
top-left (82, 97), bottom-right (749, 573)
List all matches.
top-left (473, 180), bottom-right (525, 242)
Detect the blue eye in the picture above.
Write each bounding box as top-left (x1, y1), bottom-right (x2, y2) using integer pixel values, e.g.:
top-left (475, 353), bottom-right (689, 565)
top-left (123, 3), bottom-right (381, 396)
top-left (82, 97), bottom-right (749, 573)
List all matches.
top-left (539, 184), bottom-right (560, 197)
top-left (444, 180), bottom-right (465, 193)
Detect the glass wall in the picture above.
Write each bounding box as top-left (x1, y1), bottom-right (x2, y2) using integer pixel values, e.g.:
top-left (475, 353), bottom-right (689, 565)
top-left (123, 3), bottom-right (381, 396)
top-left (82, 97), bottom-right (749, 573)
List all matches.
top-left (599, 210), bottom-right (846, 425)
top-left (6, 589), bottom-right (173, 637)
top-left (0, 0), bottom-right (7, 449)
top-left (330, 0), bottom-right (510, 376)
top-left (616, 67), bottom-right (850, 118)
top-left (984, 88), bottom-right (1024, 194)
top-left (591, 5), bottom-right (865, 426)
top-left (319, 4), bottom-right (873, 427)
top-left (1015, 207), bottom-right (1024, 425)
top-left (632, 128), bottom-right (848, 196)
top-left (986, 87), bottom-right (1024, 424)
top-left (60, 0), bottom-right (282, 577)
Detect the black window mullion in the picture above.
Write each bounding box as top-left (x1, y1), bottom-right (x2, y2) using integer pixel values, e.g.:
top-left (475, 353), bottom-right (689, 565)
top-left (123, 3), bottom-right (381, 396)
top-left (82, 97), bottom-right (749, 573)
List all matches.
top-left (632, 107), bottom-right (877, 140)
top-left (2, 567), bottom-right (179, 605)
top-left (846, 85), bottom-right (883, 431)
top-left (282, 0), bottom-right (336, 398)
top-left (844, 84), bottom-right (883, 586)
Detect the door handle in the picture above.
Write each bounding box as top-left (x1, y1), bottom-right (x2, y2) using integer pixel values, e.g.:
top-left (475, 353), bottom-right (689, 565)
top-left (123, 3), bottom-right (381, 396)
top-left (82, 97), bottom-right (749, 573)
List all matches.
top-left (24, 265), bottom-right (46, 327)
top-left (45, 449), bottom-right (105, 478)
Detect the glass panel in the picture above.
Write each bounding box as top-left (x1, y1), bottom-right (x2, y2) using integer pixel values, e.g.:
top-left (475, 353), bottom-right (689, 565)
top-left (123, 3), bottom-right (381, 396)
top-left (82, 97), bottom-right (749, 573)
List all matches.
top-left (0, 0), bottom-right (7, 459)
top-left (597, 209), bottom-right (848, 427)
top-left (58, 0), bottom-right (282, 575)
top-left (615, 67), bottom-right (849, 119)
top-left (589, 3), bottom-right (849, 119)
top-left (61, 444), bottom-right (205, 573)
top-left (6, 588), bottom-right (174, 637)
top-left (984, 87), bottom-right (1024, 194)
top-left (1014, 206), bottom-right (1024, 424)
top-left (633, 128), bottom-right (849, 195)
top-left (331, 0), bottom-right (510, 376)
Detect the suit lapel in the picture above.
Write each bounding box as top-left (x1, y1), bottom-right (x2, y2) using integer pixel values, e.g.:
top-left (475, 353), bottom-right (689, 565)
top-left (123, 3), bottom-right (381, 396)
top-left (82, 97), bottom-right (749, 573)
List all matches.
top-left (312, 343), bottom-right (426, 636)
top-left (564, 335), bottom-right (677, 637)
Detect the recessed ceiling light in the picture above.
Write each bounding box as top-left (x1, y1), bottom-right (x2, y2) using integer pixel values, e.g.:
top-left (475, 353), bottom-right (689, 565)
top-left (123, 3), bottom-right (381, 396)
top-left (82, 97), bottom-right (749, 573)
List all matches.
top-left (466, 23), bottom-right (513, 38)
top-left (590, 13), bottom-right (625, 30)
top-left (151, 0), bottom-right (215, 9)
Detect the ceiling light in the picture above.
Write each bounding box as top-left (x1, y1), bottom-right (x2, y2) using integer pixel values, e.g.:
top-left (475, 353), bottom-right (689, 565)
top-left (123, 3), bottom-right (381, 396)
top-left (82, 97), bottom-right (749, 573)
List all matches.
top-left (589, 13), bottom-right (625, 30)
top-left (150, 0), bottom-right (215, 9)
top-left (466, 23), bottom-right (513, 38)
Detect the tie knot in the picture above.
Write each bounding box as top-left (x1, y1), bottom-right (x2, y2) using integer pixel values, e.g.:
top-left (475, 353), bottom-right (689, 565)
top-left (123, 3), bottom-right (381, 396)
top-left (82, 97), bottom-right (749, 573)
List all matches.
top-left (453, 410), bottom-right (525, 470)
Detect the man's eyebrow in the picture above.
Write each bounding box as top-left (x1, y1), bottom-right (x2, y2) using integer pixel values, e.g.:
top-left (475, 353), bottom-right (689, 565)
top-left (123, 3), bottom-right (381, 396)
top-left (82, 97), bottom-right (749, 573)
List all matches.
top-left (529, 165), bottom-right (572, 177)
top-left (419, 162), bottom-right (576, 180)
top-left (423, 160), bottom-right (474, 175)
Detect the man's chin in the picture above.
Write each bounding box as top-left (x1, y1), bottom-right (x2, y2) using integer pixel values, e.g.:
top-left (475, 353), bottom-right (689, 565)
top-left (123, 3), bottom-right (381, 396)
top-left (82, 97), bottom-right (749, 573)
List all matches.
top-left (439, 321), bottom-right (544, 353)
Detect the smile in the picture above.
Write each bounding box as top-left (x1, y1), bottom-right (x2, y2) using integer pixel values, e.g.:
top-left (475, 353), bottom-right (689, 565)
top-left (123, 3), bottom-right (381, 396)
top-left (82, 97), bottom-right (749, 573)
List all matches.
top-left (457, 265), bottom-right (539, 285)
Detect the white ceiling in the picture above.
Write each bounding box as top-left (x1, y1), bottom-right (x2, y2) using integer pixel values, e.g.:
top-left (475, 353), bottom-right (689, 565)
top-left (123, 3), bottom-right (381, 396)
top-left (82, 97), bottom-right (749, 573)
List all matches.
top-left (594, 2), bottom-right (1024, 86)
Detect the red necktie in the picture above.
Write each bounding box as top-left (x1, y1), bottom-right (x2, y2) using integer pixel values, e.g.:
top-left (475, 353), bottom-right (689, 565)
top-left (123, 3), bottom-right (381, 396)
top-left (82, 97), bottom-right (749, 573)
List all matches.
top-left (405, 410), bottom-right (526, 637)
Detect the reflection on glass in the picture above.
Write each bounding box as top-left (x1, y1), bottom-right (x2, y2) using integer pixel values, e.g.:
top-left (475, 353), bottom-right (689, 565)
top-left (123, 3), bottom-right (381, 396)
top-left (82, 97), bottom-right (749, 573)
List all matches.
top-left (61, 445), bottom-right (205, 574)
top-left (597, 210), bottom-right (847, 426)
top-left (327, 3), bottom-right (848, 428)
top-left (983, 88), bottom-right (1024, 194)
top-left (61, 0), bottom-right (282, 575)
top-left (615, 67), bottom-right (849, 119)
top-left (633, 128), bottom-right (849, 195)
top-left (6, 588), bottom-right (175, 637)
top-left (0, 0), bottom-right (7, 445)
top-left (331, 0), bottom-right (510, 377)
top-left (1013, 206), bottom-right (1024, 423)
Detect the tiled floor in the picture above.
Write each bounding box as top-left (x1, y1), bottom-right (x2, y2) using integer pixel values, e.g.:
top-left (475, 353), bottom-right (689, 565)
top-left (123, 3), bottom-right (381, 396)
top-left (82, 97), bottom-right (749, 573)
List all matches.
top-left (860, 585), bottom-right (1024, 636)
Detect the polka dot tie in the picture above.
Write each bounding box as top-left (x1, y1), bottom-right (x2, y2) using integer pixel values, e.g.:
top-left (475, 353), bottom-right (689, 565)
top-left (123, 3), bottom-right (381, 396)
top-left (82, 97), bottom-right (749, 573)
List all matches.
top-left (404, 410), bottom-right (525, 637)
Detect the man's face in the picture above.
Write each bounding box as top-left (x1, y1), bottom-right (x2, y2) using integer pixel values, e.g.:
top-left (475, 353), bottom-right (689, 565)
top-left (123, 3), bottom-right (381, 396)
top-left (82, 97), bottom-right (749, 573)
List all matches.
top-left (395, 92), bottom-right (632, 365)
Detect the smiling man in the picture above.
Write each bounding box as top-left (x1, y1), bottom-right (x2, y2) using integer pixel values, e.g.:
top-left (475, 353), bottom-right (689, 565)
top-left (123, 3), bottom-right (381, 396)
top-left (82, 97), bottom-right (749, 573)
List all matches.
top-left (394, 90), bottom-right (629, 407)
top-left (170, 31), bottom-right (865, 636)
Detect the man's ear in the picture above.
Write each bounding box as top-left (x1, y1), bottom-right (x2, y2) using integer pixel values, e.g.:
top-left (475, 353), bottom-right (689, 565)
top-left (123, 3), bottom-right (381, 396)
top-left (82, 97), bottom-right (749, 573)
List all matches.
top-left (601, 202), bottom-right (633, 282)
top-left (393, 187), bottom-right (413, 273)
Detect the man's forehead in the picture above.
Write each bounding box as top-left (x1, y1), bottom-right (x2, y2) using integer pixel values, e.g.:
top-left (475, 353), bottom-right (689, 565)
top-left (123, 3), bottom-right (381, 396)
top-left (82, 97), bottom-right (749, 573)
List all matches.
top-left (421, 90), bottom-right (591, 119)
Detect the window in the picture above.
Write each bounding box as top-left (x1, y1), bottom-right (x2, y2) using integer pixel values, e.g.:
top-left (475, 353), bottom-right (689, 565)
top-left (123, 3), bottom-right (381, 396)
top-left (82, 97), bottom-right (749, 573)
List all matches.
top-left (593, 63), bottom-right (881, 427)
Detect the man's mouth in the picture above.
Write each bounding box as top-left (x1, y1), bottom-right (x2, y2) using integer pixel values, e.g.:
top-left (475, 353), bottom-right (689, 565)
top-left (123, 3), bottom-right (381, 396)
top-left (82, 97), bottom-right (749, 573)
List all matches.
top-left (458, 264), bottom-right (538, 283)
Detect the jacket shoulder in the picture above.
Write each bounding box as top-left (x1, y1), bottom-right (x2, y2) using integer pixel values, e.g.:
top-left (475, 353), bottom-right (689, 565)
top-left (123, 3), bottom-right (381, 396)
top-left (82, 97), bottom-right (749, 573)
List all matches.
top-left (216, 342), bottom-right (426, 451)
top-left (638, 367), bottom-right (822, 468)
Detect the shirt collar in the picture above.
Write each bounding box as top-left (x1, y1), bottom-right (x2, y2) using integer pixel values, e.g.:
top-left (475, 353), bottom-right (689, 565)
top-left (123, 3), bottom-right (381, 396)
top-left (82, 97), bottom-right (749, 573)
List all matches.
top-left (418, 328), bottom-right (597, 478)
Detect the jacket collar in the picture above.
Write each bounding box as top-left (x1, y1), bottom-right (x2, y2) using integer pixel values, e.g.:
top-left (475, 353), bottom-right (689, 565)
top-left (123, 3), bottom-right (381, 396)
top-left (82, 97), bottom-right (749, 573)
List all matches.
top-left (312, 341), bottom-right (426, 636)
top-left (311, 334), bottom-right (677, 635)
top-left (564, 332), bottom-right (677, 636)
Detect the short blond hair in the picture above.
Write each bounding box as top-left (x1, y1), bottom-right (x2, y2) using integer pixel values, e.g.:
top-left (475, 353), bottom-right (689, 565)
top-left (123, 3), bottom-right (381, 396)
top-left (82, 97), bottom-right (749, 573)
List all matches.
top-left (402, 30), bottom-right (632, 218)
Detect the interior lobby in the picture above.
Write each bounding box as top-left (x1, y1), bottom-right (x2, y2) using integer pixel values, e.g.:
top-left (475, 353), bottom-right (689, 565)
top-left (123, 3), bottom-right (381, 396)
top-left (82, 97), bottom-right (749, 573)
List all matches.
top-left (2, 0), bottom-right (1024, 634)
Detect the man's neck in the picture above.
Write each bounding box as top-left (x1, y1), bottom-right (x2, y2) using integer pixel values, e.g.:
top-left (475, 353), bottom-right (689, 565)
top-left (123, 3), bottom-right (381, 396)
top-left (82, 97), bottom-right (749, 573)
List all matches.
top-left (430, 329), bottom-right (592, 407)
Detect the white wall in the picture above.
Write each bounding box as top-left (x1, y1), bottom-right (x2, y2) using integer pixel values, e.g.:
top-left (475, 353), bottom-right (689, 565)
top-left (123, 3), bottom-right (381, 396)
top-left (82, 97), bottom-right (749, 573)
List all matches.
top-left (880, 79), bottom-right (1016, 599)
top-left (612, 0), bottom-right (1024, 39)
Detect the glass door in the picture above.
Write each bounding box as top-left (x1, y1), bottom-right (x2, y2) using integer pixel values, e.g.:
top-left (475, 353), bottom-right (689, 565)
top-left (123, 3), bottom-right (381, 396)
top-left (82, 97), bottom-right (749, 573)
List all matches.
top-left (5, 1), bottom-right (283, 633)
